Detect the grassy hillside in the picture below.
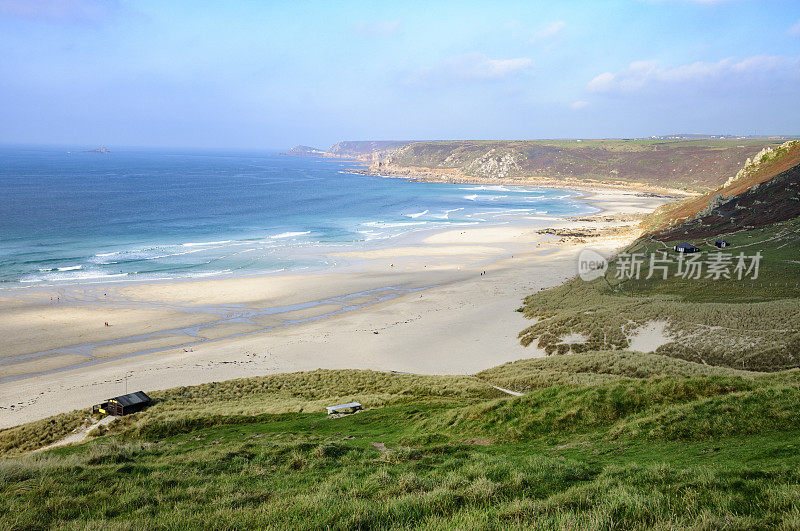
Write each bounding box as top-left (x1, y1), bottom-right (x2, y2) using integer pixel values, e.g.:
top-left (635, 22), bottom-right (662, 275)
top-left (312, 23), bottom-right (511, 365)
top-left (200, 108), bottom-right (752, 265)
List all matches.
top-left (374, 138), bottom-right (785, 192)
top-left (476, 350), bottom-right (755, 393)
top-left (516, 145), bottom-right (800, 372)
top-left (0, 370), bottom-right (500, 456)
top-left (518, 217), bottom-right (800, 371)
top-left (2, 352), bottom-right (800, 528)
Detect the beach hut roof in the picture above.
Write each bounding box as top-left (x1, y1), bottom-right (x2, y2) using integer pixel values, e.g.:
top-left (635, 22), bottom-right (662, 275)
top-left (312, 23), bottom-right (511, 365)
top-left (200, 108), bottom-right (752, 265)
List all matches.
top-left (110, 391), bottom-right (151, 407)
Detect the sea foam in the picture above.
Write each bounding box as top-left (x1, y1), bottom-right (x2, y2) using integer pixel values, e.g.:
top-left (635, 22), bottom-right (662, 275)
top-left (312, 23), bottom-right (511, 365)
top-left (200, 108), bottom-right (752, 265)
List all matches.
top-left (270, 231), bottom-right (311, 239)
top-left (182, 240), bottom-right (231, 247)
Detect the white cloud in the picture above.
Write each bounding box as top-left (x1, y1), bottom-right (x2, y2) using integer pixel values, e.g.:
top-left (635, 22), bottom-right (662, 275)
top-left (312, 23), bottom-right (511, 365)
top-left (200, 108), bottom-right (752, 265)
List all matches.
top-left (405, 52), bottom-right (533, 86)
top-left (353, 20), bottom-right (400, 36)
top-left (587, 55), bottom-right (800, 93)
top-left (571, 100), bottom-right (589, 110)
top-left (588, 60), bottom-right (657, 92)
top-left (789, 19), bottom-right (800, 36)
top-left (531, 21), bottom-right (565, 42)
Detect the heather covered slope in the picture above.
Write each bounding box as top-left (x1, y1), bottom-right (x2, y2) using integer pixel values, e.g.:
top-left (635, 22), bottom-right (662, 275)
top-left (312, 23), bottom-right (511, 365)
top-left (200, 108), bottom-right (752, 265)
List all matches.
top-left (369, 138), bottom-right (785, 192)
top-left (647, 140), bottom-right (800, 240)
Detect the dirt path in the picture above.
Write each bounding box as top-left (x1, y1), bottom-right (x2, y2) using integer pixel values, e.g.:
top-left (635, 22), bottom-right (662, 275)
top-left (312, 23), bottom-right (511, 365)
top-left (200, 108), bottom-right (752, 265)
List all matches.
top-left (34, 415), bottom-right (117, 453)
top-left (492, 385), bottom-right (524, 397)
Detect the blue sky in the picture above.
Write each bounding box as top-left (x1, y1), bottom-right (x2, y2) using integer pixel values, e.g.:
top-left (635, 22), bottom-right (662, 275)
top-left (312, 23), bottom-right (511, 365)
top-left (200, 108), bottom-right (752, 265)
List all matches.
top-left (1, 0), bottom-right (799, 149)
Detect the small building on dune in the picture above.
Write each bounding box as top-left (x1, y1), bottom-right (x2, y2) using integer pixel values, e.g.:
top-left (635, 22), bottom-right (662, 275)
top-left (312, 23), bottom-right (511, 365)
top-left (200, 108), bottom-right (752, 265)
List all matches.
top-left (93, 391), bottom-right (152, 416)
top-left (674, 242), bottom-right (701, 253)
top-left (714, 239), bottom-right (730, 248)
top-left (326, 402), bottom-right (362, 415)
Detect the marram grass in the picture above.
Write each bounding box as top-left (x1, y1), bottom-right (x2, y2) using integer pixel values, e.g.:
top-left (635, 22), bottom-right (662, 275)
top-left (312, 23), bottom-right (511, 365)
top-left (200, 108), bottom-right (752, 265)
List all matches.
top-left (2, 351), bottom-right (800, 529)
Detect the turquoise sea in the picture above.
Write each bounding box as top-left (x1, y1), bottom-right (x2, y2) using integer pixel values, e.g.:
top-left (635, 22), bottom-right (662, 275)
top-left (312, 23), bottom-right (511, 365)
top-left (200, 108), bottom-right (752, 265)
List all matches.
top-left (0, 146), bottom-right (595, 287)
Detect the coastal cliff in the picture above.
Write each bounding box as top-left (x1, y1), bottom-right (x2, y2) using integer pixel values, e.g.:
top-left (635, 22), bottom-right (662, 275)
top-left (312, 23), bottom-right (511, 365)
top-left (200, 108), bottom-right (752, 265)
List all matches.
top-left (642, 139), bottom-right (800, 236)
top-left (327, 140), bottom-right (412, 159)
top-left (282, 145), bottom-right (327, 156)
top-left (282, 141), bottom-right (413, 161)
top-left (362, 139), bottom-right (791, 193)
top-left (287, 138), bottom-right (791, 193)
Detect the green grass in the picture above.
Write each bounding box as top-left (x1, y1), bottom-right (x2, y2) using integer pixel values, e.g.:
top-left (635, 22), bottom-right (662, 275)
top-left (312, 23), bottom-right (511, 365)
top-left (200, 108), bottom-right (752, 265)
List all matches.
top-left (626, 216), bottom-right (800, 303)
top-left (518, 219), bottom-right (800, 371)
top-left (476, 350), bottom-right (755, 393)
top-left (2, 351), bottom-right (800, 528)
top-left (0, 370), bottom-right (501, 457)
top-left (417, 375), bottom-right (800, 442)
top-left (0, 410), bottom-right (89, 456)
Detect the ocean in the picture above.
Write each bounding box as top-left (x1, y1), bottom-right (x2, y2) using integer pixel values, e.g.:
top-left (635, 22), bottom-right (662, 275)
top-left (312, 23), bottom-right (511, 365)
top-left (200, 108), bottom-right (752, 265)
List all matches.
top-left (0, 146), bottom-right (595, 287)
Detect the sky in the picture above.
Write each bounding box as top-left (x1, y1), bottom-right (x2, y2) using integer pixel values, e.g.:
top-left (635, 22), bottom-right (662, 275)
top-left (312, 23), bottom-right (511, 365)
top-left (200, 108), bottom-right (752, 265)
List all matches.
top-left (1, 0), bottom-right (799, 149)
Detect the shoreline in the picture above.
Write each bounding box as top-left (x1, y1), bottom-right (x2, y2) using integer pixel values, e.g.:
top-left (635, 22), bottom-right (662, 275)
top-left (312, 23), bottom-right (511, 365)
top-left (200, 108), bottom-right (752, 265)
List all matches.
top-left (347, 165), bottom-right (700, 198)
top-left (0, 179), bottom-right (597, 294)
top-left (0, 173), bottom-right (596, 293)
top-left (0, 188), bottom-right (672, 429)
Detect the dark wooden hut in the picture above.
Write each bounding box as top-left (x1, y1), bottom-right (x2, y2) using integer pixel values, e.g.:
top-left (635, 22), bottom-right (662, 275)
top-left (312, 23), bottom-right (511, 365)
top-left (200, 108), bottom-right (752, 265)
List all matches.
top-left (674, 242), bottom-right (701, 253)
top-left (93, 391), bottom-right (151, 416)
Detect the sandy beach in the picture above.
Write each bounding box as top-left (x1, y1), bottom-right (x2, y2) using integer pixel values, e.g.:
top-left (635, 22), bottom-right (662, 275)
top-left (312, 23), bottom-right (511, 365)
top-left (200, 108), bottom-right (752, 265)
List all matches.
top-left (0, 190), bottom-right (672, 428)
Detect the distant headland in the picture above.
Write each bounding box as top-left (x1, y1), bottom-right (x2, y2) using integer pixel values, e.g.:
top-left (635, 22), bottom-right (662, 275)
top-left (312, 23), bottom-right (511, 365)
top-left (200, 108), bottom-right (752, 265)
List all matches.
top-left (83, 146), bottom-right (111, 154)
top-left (282, 145), bottom-right (327, 157)
top-left (285, 137), bottom-right (795, 194)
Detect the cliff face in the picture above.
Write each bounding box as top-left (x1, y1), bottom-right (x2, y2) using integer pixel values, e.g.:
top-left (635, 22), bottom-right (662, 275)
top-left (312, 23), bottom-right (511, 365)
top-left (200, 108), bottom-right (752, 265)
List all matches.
top-left (283, 145), bottom-right (327, 156)
top-left (326, 141), bottom-right (413, 159)
top-left (283, 141), bottom-right (413, 161)
top-left (367, 139), bottom-right (786, 193)
top-left (646, 140), bottom-right (800, 239)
